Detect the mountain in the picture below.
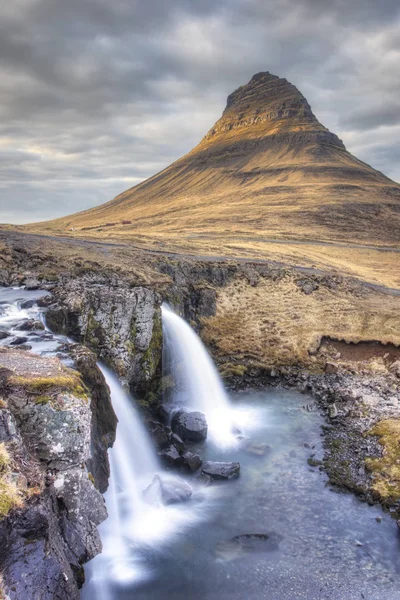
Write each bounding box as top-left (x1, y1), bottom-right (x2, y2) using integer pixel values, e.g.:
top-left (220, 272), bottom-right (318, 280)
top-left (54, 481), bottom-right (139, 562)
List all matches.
top-left (26, 72), bottom-right (400, 251)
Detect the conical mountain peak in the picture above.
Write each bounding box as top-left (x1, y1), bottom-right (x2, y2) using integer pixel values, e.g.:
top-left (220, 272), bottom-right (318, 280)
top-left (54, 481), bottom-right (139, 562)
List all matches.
top-left (26, 71), bottom-right (400, 249)
top-left (202, 71), bottom-right (330, 145)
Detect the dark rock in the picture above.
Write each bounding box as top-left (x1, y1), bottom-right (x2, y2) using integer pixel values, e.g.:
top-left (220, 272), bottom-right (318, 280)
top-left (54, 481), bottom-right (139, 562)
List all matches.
top-left (14, 344), bottom-right (32, 351)
top-left (202, 461), bottom-right (240, 480)
top-left (143, 474), bottom-right (192, 505)
top-left (9, 336), bottom-right (28, 346)
top-left (158, 444), bottom-right (183, 467)
top-left (295, 278), bottom-right (319, 295)
top-left (19, 299), bottom-right (37, 309)
top-left (15, 319), bottom-right (45, 332)
top-left (37, 295), bottom-right (53, 308)
top-left (0, 492), bottom-right (81, 600)
top-left (171, 409), bottom-right (208, 441)
top-left (171, 432), bottom-right (185, 453)
top-left (182, 451), bottom-right (202, 472)
top-left (325, 362), bottom-right (339, 374)
top-left (0, 330), bottom-right (9, 340)
top-left (149, 420), bottom-right (171, 450)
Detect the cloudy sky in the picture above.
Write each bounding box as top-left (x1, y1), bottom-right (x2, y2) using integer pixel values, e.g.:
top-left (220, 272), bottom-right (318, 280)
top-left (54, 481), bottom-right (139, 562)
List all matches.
top-left (1, 0), bottom-right (399, 224)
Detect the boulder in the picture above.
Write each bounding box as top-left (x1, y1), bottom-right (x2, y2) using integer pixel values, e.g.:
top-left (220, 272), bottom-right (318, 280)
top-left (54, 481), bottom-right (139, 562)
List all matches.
top-left (171, 410), bottom-right (208, 441)
top-left (9, 337), bottom-right (28, 346)
top-left (143, 474), bottom-right (192, 505)
top-left (15, 319), bottom-right (45, 332)
top-left (201, 461), bottom-right (240, 480)
top-left (0, 330), bottom-right (9, 340)
top-left (182, 451), bottom-right (202, 472)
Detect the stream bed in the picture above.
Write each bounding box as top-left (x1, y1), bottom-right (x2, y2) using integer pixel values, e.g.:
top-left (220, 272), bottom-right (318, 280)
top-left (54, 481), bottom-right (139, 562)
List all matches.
top-left (98, 389), bottom-right (400, 600)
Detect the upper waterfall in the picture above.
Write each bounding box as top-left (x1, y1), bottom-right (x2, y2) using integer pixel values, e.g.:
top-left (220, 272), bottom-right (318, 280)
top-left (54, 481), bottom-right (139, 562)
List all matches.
top-left (161, 304), bottom-right (238, 448)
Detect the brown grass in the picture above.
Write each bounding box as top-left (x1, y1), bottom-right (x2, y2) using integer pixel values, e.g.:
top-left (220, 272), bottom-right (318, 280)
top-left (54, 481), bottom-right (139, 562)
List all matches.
top-left (202, 274), bottom-right (400, 370)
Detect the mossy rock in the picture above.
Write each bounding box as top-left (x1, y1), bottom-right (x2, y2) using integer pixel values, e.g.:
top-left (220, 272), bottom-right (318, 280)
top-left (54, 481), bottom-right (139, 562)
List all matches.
top-left (365, 419), bottom-right (400, 503)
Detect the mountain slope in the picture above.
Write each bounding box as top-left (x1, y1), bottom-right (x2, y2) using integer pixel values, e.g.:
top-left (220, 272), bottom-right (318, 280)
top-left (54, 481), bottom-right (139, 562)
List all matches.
top-left (26, 72), bottom-right (400, 253)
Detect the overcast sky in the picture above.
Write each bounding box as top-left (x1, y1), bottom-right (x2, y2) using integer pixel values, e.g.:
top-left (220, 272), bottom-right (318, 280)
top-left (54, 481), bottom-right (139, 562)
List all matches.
top-left (1, 0), bottom-right (399, 224)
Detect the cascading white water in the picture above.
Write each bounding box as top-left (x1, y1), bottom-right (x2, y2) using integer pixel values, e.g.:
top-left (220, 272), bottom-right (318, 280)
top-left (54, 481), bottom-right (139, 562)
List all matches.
top-left (0, 288), bottom-right (219, 597)
top-left (162, 304), bottom-right (240, 447)
top-left (82, 365), bottom-right (216, 597)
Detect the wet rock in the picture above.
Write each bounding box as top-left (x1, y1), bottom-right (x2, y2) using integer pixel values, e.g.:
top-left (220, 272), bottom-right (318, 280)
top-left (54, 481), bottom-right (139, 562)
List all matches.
top-left (215, 532), bottom-right (282, 560)
top-left (245, 443), bottom-right (271, 457)
top-left (19, 298), bottom-right (37, 309)
top-left (15, 319), bottom-right (45, 332)
top-left (201, 461), bottom-right (240, 480)
top-left (158, 444), bottom-right (183, 467)
top-left (171, 432), bottom-right (185, 453)
top-left (9, 336), bottom-right (28, 346)
top-left (171, 409), bottom-right (208, 441)
top-left (143, 474), bottom-right (192, 505)
top-left (195, 472), bottom-right (212, 486)
top-left (182, 451), bottom-right (202, 472)
top-left (0, 330), bottom-right (9, 340)
top-left (149, 420), bottom-right (171, 449)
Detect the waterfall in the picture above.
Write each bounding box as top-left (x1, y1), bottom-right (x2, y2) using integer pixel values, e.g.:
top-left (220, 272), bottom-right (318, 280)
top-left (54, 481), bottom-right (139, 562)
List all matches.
top-left (0, 288), bottom-right (217, 596)
top-left (82, 365), bottom-right (215, 596)
top-left (161, 304), bottom-right (238, 447)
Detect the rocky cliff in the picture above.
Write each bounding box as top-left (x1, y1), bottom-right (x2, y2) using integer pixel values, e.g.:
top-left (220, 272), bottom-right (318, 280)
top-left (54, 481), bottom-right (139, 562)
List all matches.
top-left (0, 347), bottom-right (116, 599)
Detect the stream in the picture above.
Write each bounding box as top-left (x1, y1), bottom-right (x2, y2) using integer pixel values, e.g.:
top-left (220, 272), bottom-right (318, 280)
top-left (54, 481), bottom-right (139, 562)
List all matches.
top-left (1, 287), bottom-right (400, 600)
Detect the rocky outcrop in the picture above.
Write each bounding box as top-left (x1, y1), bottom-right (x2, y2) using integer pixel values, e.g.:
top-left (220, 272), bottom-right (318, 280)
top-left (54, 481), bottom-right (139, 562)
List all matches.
top-left (45, 274), bottom-right (163, 397)
top-left (0, 348), bottom-right (114, 599)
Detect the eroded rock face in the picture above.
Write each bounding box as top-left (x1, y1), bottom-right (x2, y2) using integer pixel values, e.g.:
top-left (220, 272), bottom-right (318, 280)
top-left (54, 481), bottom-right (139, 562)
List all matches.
top-left (0, 348), bottom-right (111, 599)
top-left (69, 344), bottom-right (117, 493)
top-left (45, 275), bottom-right (162, 395)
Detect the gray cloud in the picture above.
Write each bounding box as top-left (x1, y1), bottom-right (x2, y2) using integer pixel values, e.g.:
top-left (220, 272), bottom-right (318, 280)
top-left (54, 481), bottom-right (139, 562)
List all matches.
top-left (0, 0), bottom-right (399, 223)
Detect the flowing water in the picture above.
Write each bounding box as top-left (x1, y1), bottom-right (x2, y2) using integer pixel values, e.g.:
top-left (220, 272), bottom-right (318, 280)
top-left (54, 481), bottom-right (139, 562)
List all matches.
top-left (1, 288), bottom-right (400, 600)
top-left (162, 304), bottom-right (245, 447)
